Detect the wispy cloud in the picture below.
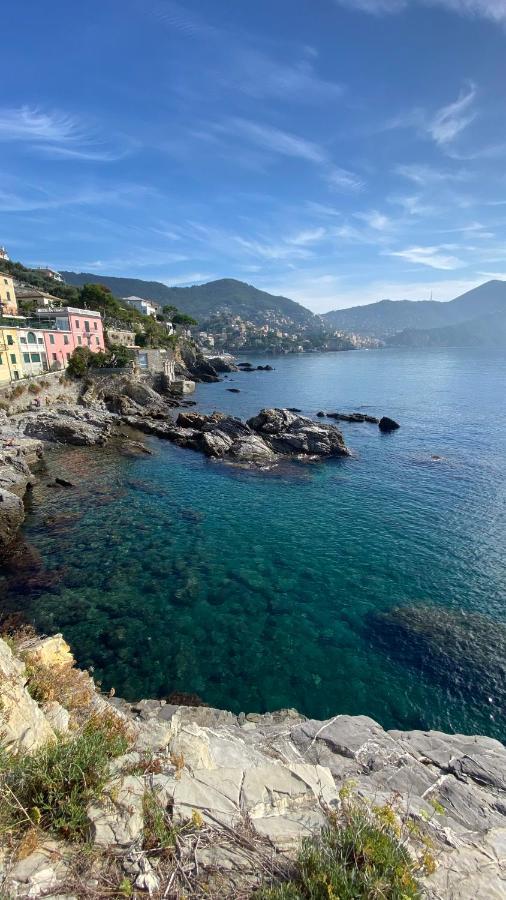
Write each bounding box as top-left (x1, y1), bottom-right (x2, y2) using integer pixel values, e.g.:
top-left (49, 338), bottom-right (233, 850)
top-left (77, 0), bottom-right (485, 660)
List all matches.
top-left (0, 106), bottom-right (132, 161)
top-left (390, 244), bottom-right (465, 269)
top-left (355, 210), bottom-right (391, 230)
top-left (215, 117), bottom-right (364, 192)
top-left (288, 227), bottom-right (327, 245)
top-left (395, 162), bottom-right (469, 185)
top-left (332, 0), bottom-right (506, 24)
top-left (428, 82), bottom-right (477, 146)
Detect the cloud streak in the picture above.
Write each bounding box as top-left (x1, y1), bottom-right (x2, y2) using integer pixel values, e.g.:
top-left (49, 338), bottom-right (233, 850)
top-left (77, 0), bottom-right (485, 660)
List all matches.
top-left (390, 244), bottom-right (465, 269)
top-left (333, 0), bottom-right (506, 24)
top-left (0, 106), bottom-right (132, 161)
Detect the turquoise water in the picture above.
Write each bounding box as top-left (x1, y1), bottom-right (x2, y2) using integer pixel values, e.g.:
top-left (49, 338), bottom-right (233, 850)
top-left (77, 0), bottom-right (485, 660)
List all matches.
top-left (2, 348), bottom-right (506, 739)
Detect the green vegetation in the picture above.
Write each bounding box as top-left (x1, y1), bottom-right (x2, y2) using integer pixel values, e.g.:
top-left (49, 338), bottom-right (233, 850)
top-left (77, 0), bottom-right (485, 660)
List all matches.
top-left (0, 715), bottom-right (130, 842)
top-left (66, 343), bottom-right (135, 378)
top-left (142, 790), bottom-right (179, 851)
top-left (61, 272), bottom-right (314, 325)
top-left (257, 799), bottom-right (425, 900)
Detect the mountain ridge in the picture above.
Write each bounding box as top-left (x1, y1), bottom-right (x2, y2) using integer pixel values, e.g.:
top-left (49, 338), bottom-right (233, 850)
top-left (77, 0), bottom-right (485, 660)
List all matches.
top-left (61, 273), bottom-right (316, 326)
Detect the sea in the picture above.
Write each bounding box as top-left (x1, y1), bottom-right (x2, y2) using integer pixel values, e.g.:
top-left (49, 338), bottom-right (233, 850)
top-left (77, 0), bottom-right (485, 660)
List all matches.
top-left (2, 347), bottom-right (505, 740)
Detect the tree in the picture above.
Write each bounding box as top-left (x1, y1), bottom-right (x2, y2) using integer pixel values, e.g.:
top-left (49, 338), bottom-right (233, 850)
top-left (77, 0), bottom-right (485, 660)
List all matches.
top-left (172, 312), bottom-right (197, 326)
top-left (67, 346), bottom-right (92, 378)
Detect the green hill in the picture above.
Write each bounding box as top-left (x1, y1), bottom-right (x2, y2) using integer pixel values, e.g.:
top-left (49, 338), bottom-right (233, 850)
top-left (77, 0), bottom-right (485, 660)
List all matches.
top-left (387, 308), bottom-right (506, 349)
top-left (61, 274), bottom-right (315, 326)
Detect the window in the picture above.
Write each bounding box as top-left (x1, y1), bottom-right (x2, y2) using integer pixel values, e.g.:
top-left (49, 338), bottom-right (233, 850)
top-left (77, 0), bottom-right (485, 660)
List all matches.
top-left (95, 337), bottom-right (99, 345)
top-left (27, 332), bottom-right (36, 344)
top-left (94, 321), bottom-right (98, 330)
top-left (64, 335), bottom-right (69, 345)
top-left (52, 353), bottom-right (57, 362)
top-left (31, 353), bottom-right (41, 362)
top-left (66, 352), bottom-right (70, 360)
top-left (10, 354), bottom-right (16, 364)
top-left (37, 337), bottom-right (44, 344)
top-left (23, 353), bottom-right (30, 363)
top-left (7, 335), bottom-right (13, 346)
top-left (0, 354), bottom-right (2, 365)
top-left (13, 371), bottom-right (19, 380)
top-left (77, 336), bottom-right (82, 345)
top-left (75, 320), bottom-right (80, 328)
top-left (20, 336), bottom-right (26, 344)
top-left (6, 292), bottom-right (10, 301)
top-left (49, 334), bottom-right (55, 345)
top-left (84, 321), bottom-right (90, 332)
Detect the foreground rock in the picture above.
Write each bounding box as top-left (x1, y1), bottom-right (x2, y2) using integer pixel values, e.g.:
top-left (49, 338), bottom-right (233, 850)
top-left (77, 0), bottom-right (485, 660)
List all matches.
top-left (15, 406), bottom-right (116, 446)
top-left (125, 407), bottom-right (350, 466)
top-left (0, 634), bottom-right (505, 898)
top-left (0, 434), bottom-right (43, 548)
top-left (379, 415), bottom-right (400, 431)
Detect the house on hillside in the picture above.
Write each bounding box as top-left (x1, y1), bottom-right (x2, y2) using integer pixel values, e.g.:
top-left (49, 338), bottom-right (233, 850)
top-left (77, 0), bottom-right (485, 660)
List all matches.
top-left (134, 347), bottom-right (176, 380)
top-left (0, 275), bottom-right (18, 317)
top-left (17, 328), bottom-right (49, 377)
top-left (36, 267), bottom-right (64, 283)
top-left (122, 296), bottom-right (160, 317)
top-left (14, 287), bottom-right (63, 310)
top-left (0, 247), bottom-right (9, 262)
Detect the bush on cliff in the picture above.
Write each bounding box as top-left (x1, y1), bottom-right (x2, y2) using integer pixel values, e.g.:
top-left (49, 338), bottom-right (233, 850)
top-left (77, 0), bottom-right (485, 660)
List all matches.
top-left (258, 796), bottom-right (424, 899)
top-left (0, 712), bottom-right (130, 841)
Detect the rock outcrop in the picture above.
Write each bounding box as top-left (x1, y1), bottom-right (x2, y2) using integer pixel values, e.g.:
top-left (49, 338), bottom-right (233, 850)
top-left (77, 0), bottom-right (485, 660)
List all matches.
top-left (327, 411), bottom-right (380, 424)
top-left (0, 634), bottom-right (505, 898)
top-left (16, 406), bottom-right (116, 446)
top-left (124, 408), bottom-right (350, 466)
top-left (0, 436), bottom-right (43, 549)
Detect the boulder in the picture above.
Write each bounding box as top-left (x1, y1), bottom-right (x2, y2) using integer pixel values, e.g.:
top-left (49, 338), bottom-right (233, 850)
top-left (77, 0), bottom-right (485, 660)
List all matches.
top-left (326, 412), bottom-right (379, 424)
top-left (87, 775), bottom-right (145, 846)
top-left (378, 415), bottom-right (400, 431)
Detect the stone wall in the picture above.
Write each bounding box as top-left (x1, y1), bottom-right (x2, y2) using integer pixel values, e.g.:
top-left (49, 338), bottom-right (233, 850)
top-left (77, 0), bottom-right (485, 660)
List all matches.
top-left (0, 371), bottom-right (81, 416)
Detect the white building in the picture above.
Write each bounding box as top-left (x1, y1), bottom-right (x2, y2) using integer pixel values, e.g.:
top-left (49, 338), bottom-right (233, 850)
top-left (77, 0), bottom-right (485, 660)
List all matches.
top-left (36, 267), bottom-right (64, 283)
top-left (0, 247), bottom-right (9, 262)
top-left (122, 296), bottom-right (160, 317)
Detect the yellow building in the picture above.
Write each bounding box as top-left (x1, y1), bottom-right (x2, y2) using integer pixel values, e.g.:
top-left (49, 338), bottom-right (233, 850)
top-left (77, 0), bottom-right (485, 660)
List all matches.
top-left (0, 275), bottom-right (18, 316)
top-left (0, 328), bottom-right (22, 384)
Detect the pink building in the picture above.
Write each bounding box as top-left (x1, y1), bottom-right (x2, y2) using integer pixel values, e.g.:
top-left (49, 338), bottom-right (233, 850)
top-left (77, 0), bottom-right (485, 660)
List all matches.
top-left (37, 307), bottom-right (105, 368)
top-left (43, 327), bottom-right (75, 371)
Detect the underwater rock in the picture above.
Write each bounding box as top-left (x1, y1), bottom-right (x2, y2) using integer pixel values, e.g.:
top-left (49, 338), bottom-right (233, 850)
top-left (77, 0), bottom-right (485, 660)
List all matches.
top-left (326, 412), bottom-right (379, 424)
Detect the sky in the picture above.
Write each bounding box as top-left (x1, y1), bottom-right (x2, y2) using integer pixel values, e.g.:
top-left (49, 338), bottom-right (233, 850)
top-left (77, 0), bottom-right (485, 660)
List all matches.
top-left (1, 1), bottom-right (506, 312)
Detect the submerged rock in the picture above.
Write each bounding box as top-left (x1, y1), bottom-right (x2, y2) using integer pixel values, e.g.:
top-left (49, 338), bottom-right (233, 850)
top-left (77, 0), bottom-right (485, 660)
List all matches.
top-left (327, 412), bottom-right (379, 424)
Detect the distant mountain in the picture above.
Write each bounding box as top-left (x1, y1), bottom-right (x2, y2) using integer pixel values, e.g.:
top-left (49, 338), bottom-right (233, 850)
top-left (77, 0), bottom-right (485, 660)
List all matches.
top-left (61, 274), bottom-right (315, 326)
top-left (323, 280), bottom-right (506, 340)
top-left (387, 308), bottom-right (506, 349)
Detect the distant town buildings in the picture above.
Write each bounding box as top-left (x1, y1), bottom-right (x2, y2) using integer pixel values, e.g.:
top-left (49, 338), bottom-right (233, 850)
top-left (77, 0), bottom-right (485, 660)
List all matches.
top-left (0, 247), bottom-right (10, 262)
top-left (122, 296), bottom-right (161, 317)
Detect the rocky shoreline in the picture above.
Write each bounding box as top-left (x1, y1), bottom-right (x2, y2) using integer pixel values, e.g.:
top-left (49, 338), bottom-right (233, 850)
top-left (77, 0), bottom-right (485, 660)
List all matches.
top-left (0, 372), bottom-right (353, 549)
top-left (0, 632), bottom-right (504, 898)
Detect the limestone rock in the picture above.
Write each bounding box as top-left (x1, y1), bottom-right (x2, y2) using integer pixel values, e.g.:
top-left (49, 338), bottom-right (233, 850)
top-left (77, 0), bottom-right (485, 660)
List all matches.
top-left (87, 775), bottom-right (145, 846)
top-left (0, 638), bottom-right (55, 754)
top-left (21, 634), bottom-right (74, 671)
top-left (3, 839), bottom-right (69, 899)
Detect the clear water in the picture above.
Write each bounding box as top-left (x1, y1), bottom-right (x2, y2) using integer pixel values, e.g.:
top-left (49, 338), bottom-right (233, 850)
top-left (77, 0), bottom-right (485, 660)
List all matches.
top-left (2, 348), bottom-right (506, 739)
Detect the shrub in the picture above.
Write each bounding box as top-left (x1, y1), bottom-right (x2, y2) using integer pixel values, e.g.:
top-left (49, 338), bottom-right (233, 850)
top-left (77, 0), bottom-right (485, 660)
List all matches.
top-left (28, 383), bottom-right (42, 394)
top-left (67, 347), bottom-right (92, 378)
top-left (0, 716), bottom-right (130, 841)
top-left (257, 799), bottom-right (424, 899)
top-left (9, 385), bottom-right (25, 398)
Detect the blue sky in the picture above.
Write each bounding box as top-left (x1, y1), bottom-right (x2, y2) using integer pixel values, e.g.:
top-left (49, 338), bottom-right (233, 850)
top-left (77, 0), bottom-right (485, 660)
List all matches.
top-left (1, 0), bottom-right (506, 312)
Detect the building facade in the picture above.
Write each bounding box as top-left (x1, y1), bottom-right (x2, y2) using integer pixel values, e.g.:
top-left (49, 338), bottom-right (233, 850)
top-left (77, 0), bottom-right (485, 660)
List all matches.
top-left (0, 329), bottom-right (22, 383)
top-left (0, 275), bottom-right (18, 316)
top-left (36, 307), bottom-right (105, 352)
top-left (18, 328), bottom-right (49, 377)
top-left (122, 296), bottom-right (160, 317)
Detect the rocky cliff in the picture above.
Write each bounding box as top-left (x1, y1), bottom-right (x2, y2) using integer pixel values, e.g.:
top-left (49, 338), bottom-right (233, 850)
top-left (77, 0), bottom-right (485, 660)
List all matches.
top-left (0, 633), bottom-right (504, 898)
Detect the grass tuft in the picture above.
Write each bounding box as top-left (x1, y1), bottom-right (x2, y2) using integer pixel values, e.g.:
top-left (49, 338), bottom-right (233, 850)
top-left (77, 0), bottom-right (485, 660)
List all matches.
top-left (0, 716), bottom-right (130, 842)
top-left (257, 798), bottom-right (425, 899)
